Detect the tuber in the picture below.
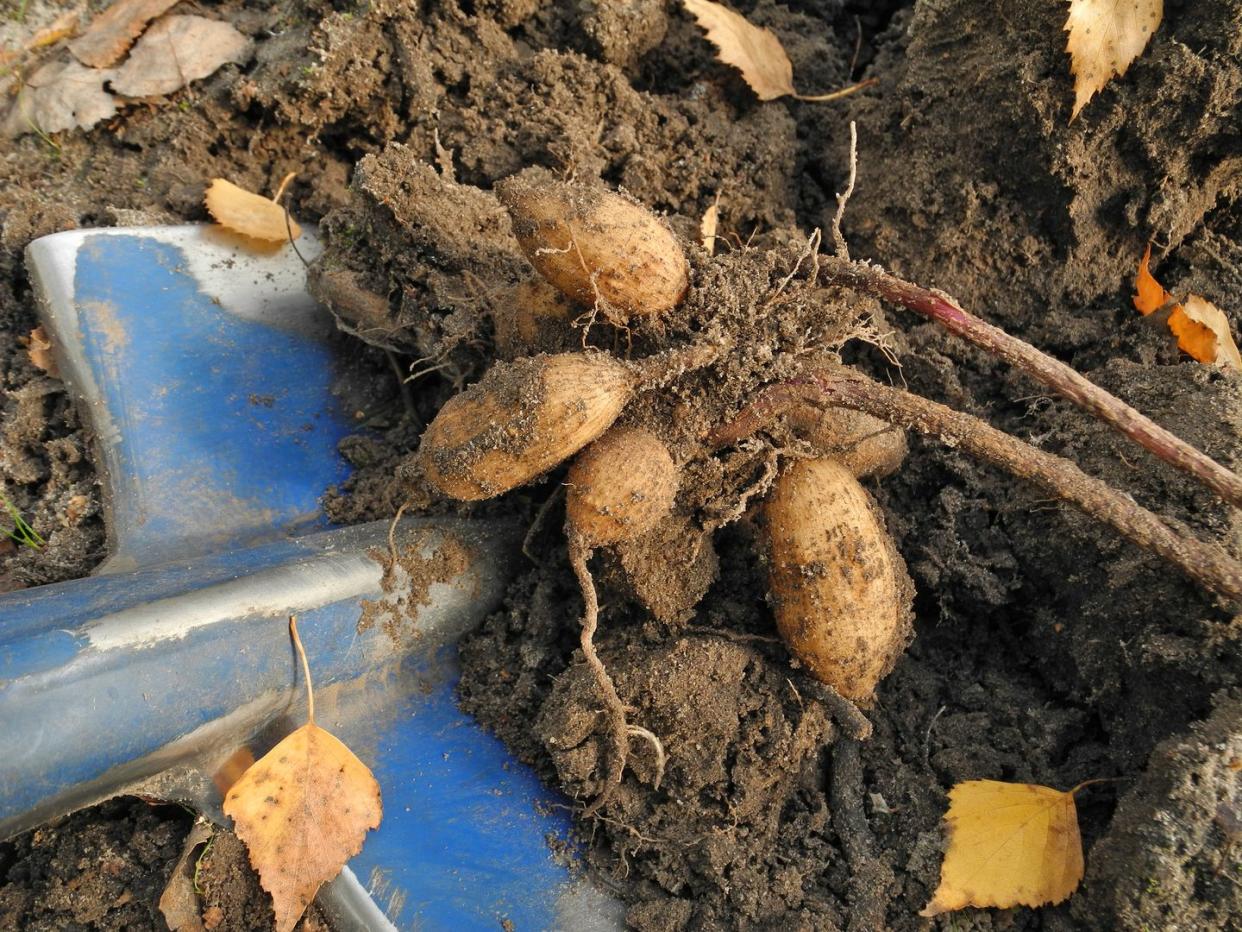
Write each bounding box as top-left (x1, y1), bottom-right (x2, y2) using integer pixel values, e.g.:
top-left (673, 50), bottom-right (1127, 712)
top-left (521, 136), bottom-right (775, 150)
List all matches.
top-left (420, 352), bottom-right (636, 500)
top-left (566, 426), bottom-right (679, 548)
top-left (496, 168), bottom-right (689, 321)
top-left (493, 278), bottom-right (578, 358)
top-left (764, 457), bottom-right (913, 702)
top-left (786, 405), bottom-right (907, 479)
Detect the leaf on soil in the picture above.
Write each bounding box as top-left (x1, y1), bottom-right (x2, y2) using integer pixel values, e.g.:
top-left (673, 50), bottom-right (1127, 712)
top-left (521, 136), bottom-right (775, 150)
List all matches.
top-left (1064, 0), bottom-right (1162, 120)
top-left (205, 178), bottom-right (302, 244)
top-left (29, 9), bottom-right (85, 51)
top-left (2, 58), bottom-right (117, 138)
top-left (26, 326), bottom-right (59, 377)
top-left (158, 818), bottom-right (214, 932)
top-left (223, 618), bottom-right (381, 932)
top-left (920, 779), bottom-right (1085, 917)
top-left (111, 15), bottom-right (250, 98)
top-left (683, 0), bottom-right (796, 101)
top-left (1133, 245), bottom-right (1241, 370)
top-left (68, 0), bottom-right (178, 68)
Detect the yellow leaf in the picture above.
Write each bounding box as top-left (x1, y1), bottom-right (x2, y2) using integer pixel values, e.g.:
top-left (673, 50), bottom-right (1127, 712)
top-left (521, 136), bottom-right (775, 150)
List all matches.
top-left (683, 0), bottom-right (795, 101)
top-left (205, 176), bottom-right (301, 244)
top-left (1132, 243), bottom-right (1168, 317)
top-left (223, 618), bottom-right (381, 932)
top-left (1064, 0), bottom-right (1163, 120)
top-left (1132, 245), bottom-right (1240, 370)
top-left (920, 780), bottom-right (1084, 917)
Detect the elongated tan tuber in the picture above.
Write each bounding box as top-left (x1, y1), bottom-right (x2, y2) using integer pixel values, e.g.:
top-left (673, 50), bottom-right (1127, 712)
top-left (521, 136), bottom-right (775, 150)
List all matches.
top-left (764, 458), bottom-right (914, 702)
top-left (496, 168), bottom-right (689, 322)
top-left (566, 427), bottom-right (679, 547)
top-left (420, 352), bottom-right (636, 500)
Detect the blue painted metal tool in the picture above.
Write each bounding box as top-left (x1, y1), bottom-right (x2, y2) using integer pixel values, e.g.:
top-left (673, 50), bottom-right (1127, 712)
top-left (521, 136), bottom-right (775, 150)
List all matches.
top-left (0, 227), bottom-right (621, 930)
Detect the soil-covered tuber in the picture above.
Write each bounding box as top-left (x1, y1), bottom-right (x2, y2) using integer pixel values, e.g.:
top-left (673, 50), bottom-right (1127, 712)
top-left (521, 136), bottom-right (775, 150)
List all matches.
top-left (419, 352), bottom-right (636, 500)
top-left (764, 457), bottom-right (914, 702)
top-left (566, 427), bottom-right (679, 548)
top-left (496, 167), bottom-right (689, 322)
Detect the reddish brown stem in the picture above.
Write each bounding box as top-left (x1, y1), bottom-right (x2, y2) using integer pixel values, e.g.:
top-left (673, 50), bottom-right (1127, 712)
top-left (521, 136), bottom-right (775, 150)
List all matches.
top-left (714, 371), bottom-right (1242, 602)
top-left (818, 257), bottom-right (1242, 510)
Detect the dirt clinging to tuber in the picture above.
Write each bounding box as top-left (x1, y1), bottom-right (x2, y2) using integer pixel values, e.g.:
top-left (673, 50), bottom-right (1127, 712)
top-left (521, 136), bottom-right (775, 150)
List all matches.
top-left (1, 0), bottom-right (1240, 929)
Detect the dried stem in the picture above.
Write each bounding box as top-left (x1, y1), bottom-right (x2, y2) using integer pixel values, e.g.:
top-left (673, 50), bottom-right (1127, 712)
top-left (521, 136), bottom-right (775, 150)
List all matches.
top-left (289, 615), bottom-right (315, 725)
top-left (713, 371), bottom-right (1242, 602)
top-left (818, 257), bottom-right (1242, 510)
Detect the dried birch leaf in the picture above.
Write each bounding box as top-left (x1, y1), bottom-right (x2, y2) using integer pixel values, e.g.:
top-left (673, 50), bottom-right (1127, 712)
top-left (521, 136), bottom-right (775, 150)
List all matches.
top-left (1064, 0), bottom-right (1162, 120)
top-left (111, 15), bottom-right (250, 98)
top-left (3, 58), bottom-right (117, 137)
top-left (68, 0), bottom-right (178, 68)
top-left (224, 619), bottom-right (381, 932)
top-left (158, 819), bottom-right (214, 932)
top-left (1133, 245), bottom-right (1240, 370)
top-left (683, 0), bottom-right (795, 101)
top-left (1178, 295), bottom-right (1242, 371)
top-left (205, 178), bottom-right (302, 243)
top-left (29, 9), bottom-right (85, 51)
top-left (920, 780), bottom-right (1085, 917)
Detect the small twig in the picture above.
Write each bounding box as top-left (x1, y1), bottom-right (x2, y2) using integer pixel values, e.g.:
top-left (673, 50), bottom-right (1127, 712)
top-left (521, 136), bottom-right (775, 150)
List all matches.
top-left (793, 77), bottom-right (878, 103)
top-left (830, 121), bottom-right (858, 260)
top-left (818, 256), bottom-right (1242, 510)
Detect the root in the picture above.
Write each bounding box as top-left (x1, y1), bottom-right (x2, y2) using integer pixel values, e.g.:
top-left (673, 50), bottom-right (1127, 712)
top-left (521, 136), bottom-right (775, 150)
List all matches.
top-left (831, 738), bottom-right (895, 932)
top-left (626, 724), bottom-right (666, 789)
top-left (567, 533), bottom-right (636, 814)
top-left (818, 256), bottom-right (1242, 509)
top-left (714, 369), bottom-right (1242, 601)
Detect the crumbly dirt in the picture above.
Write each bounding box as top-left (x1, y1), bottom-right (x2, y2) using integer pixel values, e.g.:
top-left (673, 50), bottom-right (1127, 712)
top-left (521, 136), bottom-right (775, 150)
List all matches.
top-left (1, 0), bottom-right (1240, 929)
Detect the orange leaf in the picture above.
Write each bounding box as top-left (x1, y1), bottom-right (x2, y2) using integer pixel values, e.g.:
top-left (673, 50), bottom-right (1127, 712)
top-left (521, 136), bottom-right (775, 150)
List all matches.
top-left (1132, 246), bottom-right (1241, 370)
top-left (205, 177), bottom-right (301, 244)
top-left (1064, 0), bottom-right (1162, 120)
top-left (1132, 243), bottom-right (1169, 316)
top-left (920, 780), bottom-right (1085, 917)
top-left (223, 619), bottom-right (381, 932)
top-left (1174, 295), bottom-right (1242, 370)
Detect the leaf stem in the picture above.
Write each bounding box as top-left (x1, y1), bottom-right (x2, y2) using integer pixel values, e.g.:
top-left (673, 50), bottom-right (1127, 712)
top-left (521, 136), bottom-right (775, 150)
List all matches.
top-left (818, 256), bottom-right (1242, 509)
top-left (289, 615), bottom-right (315, 724)
top-left (793, 77), bottom-right (877, 103)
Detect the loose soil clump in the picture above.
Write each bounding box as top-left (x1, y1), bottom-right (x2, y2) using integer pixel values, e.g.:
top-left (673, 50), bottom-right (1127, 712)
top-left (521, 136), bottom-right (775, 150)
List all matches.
top-left (1, 0), bottom-right (1239, 929)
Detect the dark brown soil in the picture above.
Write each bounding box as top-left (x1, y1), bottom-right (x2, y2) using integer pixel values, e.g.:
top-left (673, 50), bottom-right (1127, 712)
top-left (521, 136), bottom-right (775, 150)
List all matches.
top-left (1, 0), bottom-right (1240, 929)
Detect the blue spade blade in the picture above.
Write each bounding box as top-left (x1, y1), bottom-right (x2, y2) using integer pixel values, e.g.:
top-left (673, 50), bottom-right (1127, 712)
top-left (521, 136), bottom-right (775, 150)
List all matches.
top-left (0, 227), bottom-right (618, 930)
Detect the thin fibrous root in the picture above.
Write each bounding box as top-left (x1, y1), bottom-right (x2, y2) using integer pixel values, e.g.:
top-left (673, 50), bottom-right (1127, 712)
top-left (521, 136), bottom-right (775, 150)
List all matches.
top-left (817, 256), bottom-right (1242, 510)
top-left (626, 724), bottom-right (667, 789)
top-left (712, 369), bottom-right (1242, 602)
top-left (567, 533), bottom-right (635, 815)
